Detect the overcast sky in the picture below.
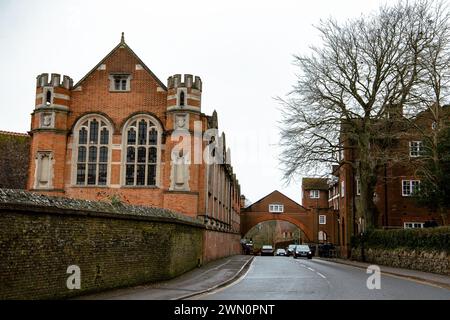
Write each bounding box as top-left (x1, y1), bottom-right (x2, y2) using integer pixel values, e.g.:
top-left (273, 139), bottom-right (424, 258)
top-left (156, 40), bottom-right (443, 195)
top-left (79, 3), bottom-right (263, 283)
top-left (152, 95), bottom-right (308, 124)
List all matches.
top-left (0, 0), bottom-right (393, 204)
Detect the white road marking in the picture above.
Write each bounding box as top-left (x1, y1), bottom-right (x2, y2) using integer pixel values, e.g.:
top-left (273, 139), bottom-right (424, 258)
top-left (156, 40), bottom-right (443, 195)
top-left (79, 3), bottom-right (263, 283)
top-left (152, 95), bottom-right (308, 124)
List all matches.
top-left (307, 267), bottom-right (315, 272)
top-left (316, 272), bottom-right (326, 279)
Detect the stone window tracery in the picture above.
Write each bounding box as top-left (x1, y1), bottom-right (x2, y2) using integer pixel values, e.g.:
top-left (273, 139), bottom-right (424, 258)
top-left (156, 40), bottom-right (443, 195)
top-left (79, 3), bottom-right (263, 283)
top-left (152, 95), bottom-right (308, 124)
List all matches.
top-left (123, 116), bottom-right (161, 187)
top-left (74, 116), bottom-right (111, 186)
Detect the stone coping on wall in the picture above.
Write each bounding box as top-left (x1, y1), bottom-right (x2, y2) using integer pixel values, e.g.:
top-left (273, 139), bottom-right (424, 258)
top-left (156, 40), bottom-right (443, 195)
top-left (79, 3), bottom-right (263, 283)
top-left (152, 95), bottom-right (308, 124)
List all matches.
top-left (0, 188), bottom-right (205, 228)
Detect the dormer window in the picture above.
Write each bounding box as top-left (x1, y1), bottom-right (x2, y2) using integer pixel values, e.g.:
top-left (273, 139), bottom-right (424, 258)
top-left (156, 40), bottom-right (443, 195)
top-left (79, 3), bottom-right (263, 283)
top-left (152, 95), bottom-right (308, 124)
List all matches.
top-left (109, 74), bottom-right (131, 92)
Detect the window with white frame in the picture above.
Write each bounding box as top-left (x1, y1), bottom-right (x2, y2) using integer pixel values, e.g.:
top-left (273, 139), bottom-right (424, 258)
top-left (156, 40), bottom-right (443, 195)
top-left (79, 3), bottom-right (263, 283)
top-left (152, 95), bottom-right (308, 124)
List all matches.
top-left (356, 178), bottom-right (361, 196)
top-left (319, 215), bottom-right (326, 225)
top-left (402, 180), bottom-right (420, 197)
top-left (409, 141), bottom-right (423, 157)
top-left (124, 116), bottom-right (161, 186)
top-left (310, 190), bottom-right (320, 199)
top-left (341, 181), bottom-right (345, 198)
top-left (269, 204), bottom-right (284, 213)
top-left (75, 117), bottom-right (111, 186)
top-left (404, 222), bottom-right (424, 229)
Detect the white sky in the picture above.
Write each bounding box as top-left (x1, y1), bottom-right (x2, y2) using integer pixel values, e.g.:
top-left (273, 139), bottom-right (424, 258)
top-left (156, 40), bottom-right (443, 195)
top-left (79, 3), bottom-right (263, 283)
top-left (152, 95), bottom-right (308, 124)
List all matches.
top-left (0, 0), bottom-right (393, 204)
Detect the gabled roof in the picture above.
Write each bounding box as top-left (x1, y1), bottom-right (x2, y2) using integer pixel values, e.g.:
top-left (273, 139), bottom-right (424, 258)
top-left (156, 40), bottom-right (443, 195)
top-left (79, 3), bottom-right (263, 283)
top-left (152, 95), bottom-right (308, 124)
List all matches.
top-left (245, 190), bottom-right (306, 211)
top-left (73, 33), bottom-right (167, 91)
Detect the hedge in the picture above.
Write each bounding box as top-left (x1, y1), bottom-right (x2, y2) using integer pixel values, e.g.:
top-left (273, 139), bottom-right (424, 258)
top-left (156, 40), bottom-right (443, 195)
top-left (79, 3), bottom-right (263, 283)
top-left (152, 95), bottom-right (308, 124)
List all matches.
top-left (351, 226), bottom-right (450, 252)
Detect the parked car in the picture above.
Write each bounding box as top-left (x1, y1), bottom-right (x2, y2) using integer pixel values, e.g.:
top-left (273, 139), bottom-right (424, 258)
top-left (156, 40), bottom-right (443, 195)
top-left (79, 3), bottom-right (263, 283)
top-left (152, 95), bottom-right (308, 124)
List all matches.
top-left (305, 243), bottom-right (316, 256)
top-left (275, 248), bottom-right (287, 256)
top-left (243, 243), bottom-right (254, 255)
top-left (286, 244), bottom-right (297, 256)
top-left (260, 245), bottom-right (274, 256)
top-left (318, 243), bottom-right (335, 257)
top-left (293, 245), bottom-right (313, 259)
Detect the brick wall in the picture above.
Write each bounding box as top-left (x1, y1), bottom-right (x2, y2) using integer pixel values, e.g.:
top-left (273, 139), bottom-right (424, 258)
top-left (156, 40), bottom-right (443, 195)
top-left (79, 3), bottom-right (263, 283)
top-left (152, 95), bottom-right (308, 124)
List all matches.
top-left (203, 229), bottom-right (241, 264)
top-left (0, 189), bottom-right (204, 299)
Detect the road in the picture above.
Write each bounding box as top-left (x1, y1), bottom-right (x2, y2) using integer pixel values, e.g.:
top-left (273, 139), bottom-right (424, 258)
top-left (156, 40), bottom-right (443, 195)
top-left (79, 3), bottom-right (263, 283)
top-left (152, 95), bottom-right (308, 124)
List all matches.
top-left (194, 256), bottom-right (450, 300)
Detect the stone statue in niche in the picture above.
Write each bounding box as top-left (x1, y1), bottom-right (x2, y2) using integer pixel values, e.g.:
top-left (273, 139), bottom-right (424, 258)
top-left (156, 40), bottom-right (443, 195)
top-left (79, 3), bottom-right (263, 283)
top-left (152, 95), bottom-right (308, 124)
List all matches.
top-left (175, 114), bottom-right (187, 130)
top-left (42, 113), bottom-right (53, 128)
top-left (170, 113), bottom-right (190, 190)
top-left (170, 146), bottom-right (191, 191)
top-left (175, 149), bottom-right (184, 186)
top-left (35, 151), bottom-right (53, 189)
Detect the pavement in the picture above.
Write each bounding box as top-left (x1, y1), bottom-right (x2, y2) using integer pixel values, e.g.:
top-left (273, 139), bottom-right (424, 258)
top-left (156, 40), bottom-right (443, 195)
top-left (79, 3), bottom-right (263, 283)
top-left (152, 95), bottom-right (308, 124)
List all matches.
top-left (76, 255), bottom-right (253, 300)
top-left (317, 257), bottom-right (450, 290)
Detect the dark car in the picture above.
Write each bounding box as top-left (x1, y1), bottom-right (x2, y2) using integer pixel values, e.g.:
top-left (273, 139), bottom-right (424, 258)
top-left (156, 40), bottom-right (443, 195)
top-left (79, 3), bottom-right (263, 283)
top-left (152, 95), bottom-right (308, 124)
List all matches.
top-left (286, 244), bottom-right (297, 256)
top-left (275, 248), bottom-right (287, 256)
top-left (260, 245), bottom-right (274, 256)
top-left (306, 243), bottom-right (316, 256)
top-left (318, 243), bottom-right (335, 257)
top-left (293, 245), bottom-right (313, 259)
top-left (243, 243), bottom-right (254, 255)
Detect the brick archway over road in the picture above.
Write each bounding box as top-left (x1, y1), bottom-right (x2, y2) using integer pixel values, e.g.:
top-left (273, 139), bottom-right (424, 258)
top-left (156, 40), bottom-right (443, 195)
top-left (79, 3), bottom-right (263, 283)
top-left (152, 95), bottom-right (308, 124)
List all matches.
top-left (240, 190), bottom-right (314, 242)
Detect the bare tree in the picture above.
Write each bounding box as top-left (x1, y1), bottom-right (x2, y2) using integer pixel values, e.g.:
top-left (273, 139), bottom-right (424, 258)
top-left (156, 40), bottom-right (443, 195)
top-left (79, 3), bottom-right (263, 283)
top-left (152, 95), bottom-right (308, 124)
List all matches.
top-left (279, 0), bottom-right (450, 230)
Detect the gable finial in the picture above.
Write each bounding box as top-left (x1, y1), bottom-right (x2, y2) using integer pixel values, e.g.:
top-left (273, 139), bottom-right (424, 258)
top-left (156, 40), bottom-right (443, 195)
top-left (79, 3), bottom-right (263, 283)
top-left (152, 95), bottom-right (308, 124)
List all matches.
top-left (121, 32), bottom-right (125, 43)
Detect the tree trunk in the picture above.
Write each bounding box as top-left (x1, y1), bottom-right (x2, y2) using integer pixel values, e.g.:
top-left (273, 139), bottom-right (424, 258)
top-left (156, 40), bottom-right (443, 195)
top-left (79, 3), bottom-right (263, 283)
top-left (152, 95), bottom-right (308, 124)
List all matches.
top-left (440, 207), bottom-right (448, 226)
top-left (358, 134), bottom-right (378, 231)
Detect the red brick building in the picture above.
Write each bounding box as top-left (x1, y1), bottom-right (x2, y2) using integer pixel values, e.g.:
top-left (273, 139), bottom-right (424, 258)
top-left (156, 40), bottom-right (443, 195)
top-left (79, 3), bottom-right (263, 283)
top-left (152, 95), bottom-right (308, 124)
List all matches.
top-left (301, 178), bottom-right (338, 245)
top-left (320, 106), bottom-right (450, 257)
top-left (27, 34), bottom-right (241, 235)
top-left (241, 189), bottom-right (337, 245)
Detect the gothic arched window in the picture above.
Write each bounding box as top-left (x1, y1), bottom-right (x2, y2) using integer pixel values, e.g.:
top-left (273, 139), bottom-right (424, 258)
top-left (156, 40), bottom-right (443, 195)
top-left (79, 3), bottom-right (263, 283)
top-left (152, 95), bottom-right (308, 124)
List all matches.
top-left (74, 116), bottom-right (111, 186)
top-left (123, 115), bottom-right (161, 186)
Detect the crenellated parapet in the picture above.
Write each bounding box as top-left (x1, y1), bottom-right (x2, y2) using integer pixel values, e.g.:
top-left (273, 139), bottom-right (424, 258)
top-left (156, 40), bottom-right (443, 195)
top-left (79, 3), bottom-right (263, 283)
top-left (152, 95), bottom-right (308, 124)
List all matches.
top-left (166, 74), bottom-right (202, 112)
top-left (35, 73), bottom-right (72, 111)
top-left (36, 73), bottom-right (73, 90)
top-left (167, 74), bottom-right (202, 91)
